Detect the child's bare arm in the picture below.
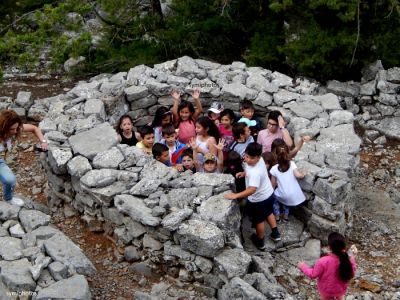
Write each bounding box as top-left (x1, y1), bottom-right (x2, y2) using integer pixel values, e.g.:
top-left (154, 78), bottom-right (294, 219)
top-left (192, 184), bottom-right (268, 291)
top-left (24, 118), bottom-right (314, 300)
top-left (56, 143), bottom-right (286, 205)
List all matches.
top-left (192, 89), bottom-right (203, 120)
top-left (294, 168), bottom-right (306, 179)
top-left (278, 115), bottom-right (293, 147)
top-left (290, 135), bottom-right (311, 158)
top-left (171, 90), bottom-right (181, 125)
top-left (188, 138), bottom-right (200, 169)
top-left (215, 138), bottom-right (225, 172)
top-left (270, 175), bottom-right (277, 188)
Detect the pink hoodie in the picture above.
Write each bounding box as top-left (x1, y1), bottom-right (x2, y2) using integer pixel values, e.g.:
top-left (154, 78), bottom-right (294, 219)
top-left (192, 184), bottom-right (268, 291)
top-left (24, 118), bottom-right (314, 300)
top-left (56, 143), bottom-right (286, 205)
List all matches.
top-left (299, 254), bottom-right (356, 297)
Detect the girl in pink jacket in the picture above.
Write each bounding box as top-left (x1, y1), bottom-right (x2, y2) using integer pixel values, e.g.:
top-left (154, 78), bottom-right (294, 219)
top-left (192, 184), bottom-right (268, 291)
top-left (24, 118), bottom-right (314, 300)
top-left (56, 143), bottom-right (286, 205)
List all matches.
top-left (298, 232), bottom-right (357, 300)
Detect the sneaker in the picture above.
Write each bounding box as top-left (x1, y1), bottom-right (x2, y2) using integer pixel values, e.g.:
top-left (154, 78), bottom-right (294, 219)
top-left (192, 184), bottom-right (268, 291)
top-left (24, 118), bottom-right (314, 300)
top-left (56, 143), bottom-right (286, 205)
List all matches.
top-left (9, 197), bottom-right (24, 207)
top-left (275, 214), bottom-right (281, 223)
top-left (270, 231), bottom-right (281, 242)
top-left (283, 214), bottom-right (289, 222)
top-left (251, 234), bottom-right (266, 250)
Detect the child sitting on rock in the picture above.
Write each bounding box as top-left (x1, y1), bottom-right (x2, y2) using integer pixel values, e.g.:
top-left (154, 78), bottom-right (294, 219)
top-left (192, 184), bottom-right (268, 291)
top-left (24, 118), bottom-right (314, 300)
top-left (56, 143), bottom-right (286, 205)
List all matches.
top-left (136, 125), bottom-right (155, 155)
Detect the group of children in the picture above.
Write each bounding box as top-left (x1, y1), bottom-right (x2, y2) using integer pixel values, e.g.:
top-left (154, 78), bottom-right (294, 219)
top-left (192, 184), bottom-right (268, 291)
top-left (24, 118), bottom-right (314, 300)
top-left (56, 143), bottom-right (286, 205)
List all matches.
top-left (116, 90), bottom-right (358, 299)
top-left (116, 90), bottom-right (310, 231)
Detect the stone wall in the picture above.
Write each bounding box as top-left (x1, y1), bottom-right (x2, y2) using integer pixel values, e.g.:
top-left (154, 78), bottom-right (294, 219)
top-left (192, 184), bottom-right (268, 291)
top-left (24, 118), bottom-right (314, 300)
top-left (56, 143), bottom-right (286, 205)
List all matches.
top-left (6, 57), bottom-right (400, 298)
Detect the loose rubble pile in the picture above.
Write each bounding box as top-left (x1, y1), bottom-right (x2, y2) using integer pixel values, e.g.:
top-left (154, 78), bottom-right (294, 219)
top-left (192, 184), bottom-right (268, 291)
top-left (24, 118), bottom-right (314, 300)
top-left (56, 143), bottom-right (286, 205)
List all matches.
top-left (0, 199), bottom-right (93, 299)
top-left (0, 57), bottom-right (399, 299)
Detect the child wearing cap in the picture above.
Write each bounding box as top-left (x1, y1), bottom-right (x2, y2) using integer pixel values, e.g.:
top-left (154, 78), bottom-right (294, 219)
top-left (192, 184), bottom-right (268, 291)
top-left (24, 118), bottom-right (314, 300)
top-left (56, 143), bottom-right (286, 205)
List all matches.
top-left (208, 101), bottom-right (224, 126)
top-left (189, 138), bottom-right (224, 173)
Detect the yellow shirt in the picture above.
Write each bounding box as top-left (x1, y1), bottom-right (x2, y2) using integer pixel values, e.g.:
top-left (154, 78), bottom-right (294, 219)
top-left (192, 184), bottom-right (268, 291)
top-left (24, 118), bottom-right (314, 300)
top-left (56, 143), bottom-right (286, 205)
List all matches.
top-left (136, 141), bottom-right (152, 155)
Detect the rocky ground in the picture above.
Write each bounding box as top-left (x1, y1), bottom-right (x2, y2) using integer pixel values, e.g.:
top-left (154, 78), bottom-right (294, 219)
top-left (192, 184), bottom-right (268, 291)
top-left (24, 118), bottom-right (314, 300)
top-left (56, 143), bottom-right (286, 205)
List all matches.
top-left (1, 75), bottom-right (400, 299)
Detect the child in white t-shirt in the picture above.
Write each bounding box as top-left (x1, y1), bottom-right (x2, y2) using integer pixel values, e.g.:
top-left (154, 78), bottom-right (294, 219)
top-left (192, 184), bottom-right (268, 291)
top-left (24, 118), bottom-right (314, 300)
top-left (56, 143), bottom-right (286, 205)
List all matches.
top-left (270, 143), bottom-right (306, 222)
top-left (224, 142), bottom-right (281, 250)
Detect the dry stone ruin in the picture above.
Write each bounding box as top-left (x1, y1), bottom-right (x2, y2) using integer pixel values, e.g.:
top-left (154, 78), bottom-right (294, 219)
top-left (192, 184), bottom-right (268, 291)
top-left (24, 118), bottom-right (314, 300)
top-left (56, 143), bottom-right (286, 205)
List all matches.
top-left (1, 57), bottom-right (399, 299)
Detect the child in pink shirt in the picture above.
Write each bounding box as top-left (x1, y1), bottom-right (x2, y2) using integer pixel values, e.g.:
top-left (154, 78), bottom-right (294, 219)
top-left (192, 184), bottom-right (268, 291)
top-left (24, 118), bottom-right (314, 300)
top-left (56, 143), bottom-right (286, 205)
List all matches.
top-left (171, 89), bottom-right (203, 144)
top-left (298, 232), bottom-right (357, 300)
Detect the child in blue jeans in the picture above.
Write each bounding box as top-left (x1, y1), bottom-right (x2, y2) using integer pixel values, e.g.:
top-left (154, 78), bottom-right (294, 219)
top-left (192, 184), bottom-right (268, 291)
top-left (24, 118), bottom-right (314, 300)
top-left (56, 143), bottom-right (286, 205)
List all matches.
top-left (0, 109), bottom-right (48, 206)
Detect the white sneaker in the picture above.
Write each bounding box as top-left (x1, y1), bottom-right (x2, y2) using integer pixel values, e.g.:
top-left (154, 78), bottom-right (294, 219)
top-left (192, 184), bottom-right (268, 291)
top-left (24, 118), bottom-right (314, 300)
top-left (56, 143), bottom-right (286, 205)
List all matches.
top-left (9, 197), bottom-right (24, 206)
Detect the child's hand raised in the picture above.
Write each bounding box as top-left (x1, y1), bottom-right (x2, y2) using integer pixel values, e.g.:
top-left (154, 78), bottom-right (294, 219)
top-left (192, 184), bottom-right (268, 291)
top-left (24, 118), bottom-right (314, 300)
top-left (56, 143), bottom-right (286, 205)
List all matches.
top-left (192, 89), bottom-right (200, 100)
top-left (214, 138), bottom-right (225, 151)
top-left (278, 115), bottom-right (286, 128)
top-left (171, 90), bottom-right (181, 101)
top-left (188, 138), bottom-right (197, 149)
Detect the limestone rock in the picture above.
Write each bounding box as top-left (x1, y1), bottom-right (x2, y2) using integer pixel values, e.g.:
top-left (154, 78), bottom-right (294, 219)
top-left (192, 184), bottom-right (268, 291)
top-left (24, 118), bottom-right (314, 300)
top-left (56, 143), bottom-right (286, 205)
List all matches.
top-left (191, 172), bottom-right (234, 188)
top-left (162, 208), bottom-right (193, 231)
top-left (80, 169), bottom-right (118, 188)
top-left (313, 178), bottom-right (350, 205)
top-left (214, 248), bottom-right (252, 279)
top-left (130, 179), bottom-right (163, 197)
top-left (177, 219), bottom-right (224, 258)
top-left (44, 233), bottom-right (96, 276)
top-left (36, 274), bottom-right (91, 300)
top-left (19, 209), bottom-right (51, 232)
top-left (69, 122), bottom-right (119, 159)
top-left (313, 93), bottom-right (341, 111)
top-left (221, 83), bottom-right (258, 100)
top-left (218, 277), bottom-right (267, 300)
top-left (15, 91), bottom-right (33, 109)
top-left (0, 201), bottom-right (21, 221)
top-left (329, 110), bottom-right (354, 126)
top-left (285, 100), bottom-right (324, 119)
top-left (92, 147), bottom-right (125, 169)
top-left (163, 188), bottom-right (199, 209)
top-left (199, 192), bottom-right (241, 232)
top-left (0, 237), bottom-right (23, 260)
top-left (175, 56), bottom-right (207, 79)
top-left (0, 258), bottom-right (36, 292)
top-left (115, 194), bottom-right (161, 226)
top-left (273, 89), bottom-right (300, 106)
top-left (48, 147), bottom-right (73, 175)
top-left (67, 155), bottom-right (92, 177)
top-left (82, 99), bottom-right (105, 120)
top-left (326, 80), bottom-right (360, 97)
top-left (370, 117), bottom-right (400, 140)
top-left (316, 124), bottom-right (362, 155)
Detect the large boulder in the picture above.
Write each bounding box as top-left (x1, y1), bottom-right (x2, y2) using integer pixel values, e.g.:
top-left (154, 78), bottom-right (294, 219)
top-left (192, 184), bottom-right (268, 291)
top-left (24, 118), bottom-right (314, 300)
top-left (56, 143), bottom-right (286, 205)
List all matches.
top-left (199, 192), bottom-right (241, 232)
top-left (69, 123), bottom-right (119, 159)
top-left (19, 209), bottom-right (51, 232)
top-left (218, 277), bottom-right (267, 300)
top-left (0, 258), bottom-right (36, 292)
top-left (176, 219), bottom-right (224, 258)
top-left (44, 233), bottom-right (96, 276)
top-left (115, 194), bottom-right (161, 227)
top-left (36, 275), bottom-right (91, 300)
top-left (214, 248), bottom-right (252, 279)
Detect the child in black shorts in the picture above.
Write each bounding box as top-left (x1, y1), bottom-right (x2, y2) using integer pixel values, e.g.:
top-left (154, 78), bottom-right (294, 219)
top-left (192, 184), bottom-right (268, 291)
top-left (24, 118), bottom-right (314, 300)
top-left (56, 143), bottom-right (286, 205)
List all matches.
top-left (224, 142), bottom-right (281, 250)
